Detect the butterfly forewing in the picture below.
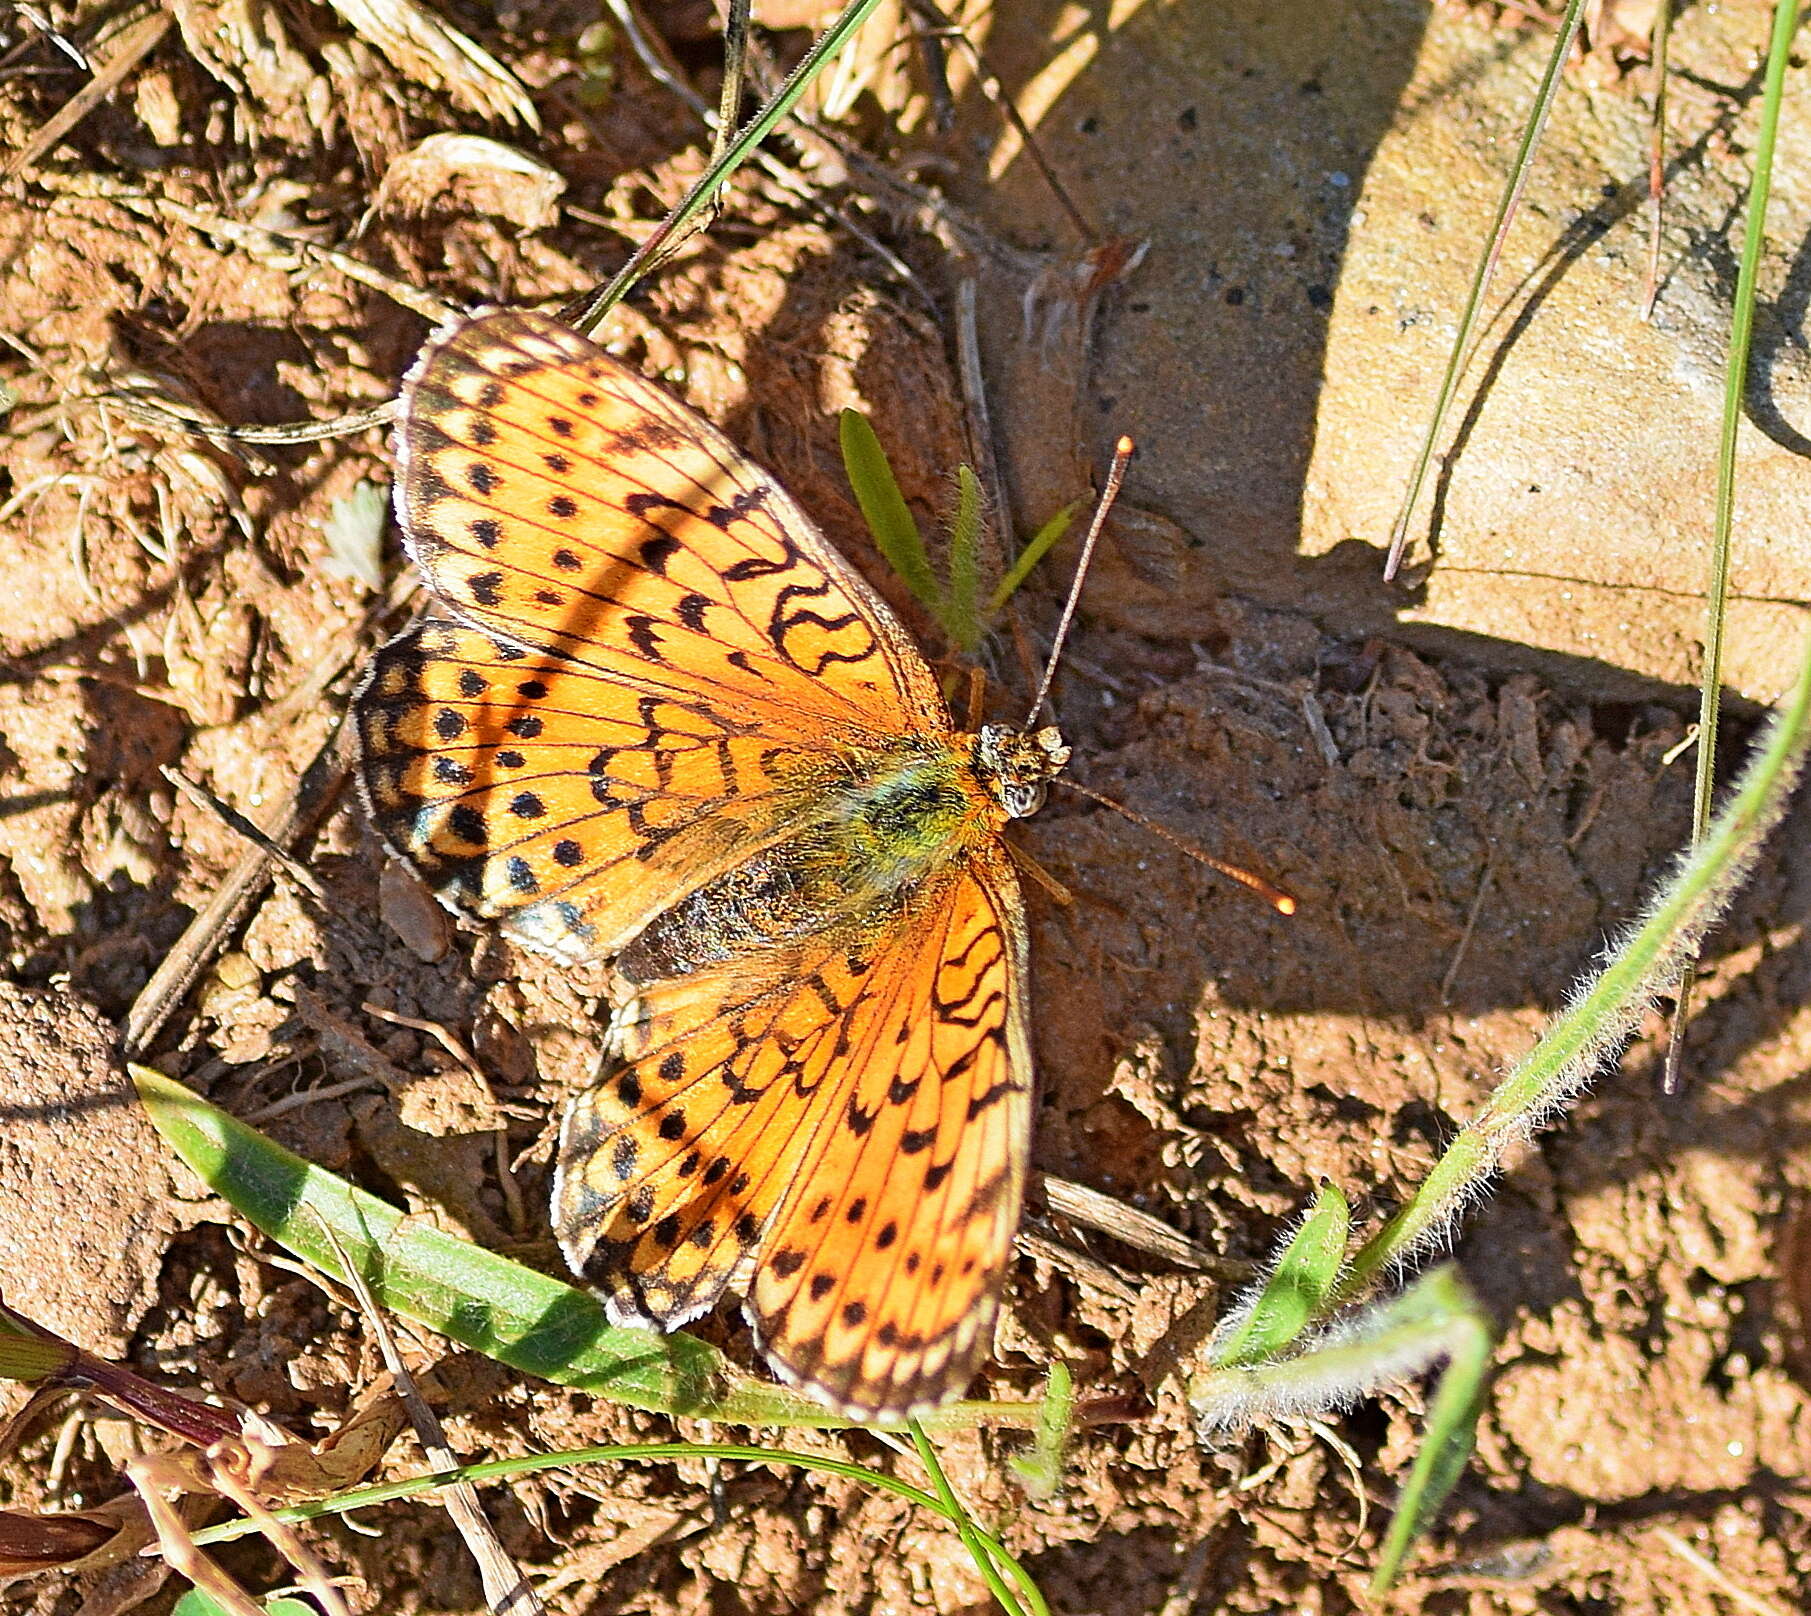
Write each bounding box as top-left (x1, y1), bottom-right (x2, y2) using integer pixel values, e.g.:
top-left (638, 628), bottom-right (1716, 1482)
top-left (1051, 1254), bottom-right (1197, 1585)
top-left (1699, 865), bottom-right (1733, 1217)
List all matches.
top-left (394, 310), bottom-right (947, 734)
top-left (356, 620), bottom-right (843, 960)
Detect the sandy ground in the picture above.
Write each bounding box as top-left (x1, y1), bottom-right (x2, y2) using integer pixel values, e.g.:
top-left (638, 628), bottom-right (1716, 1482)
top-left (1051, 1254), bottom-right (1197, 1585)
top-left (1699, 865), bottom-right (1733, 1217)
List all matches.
top-left (1, 2), bottom-right (1808, 1612)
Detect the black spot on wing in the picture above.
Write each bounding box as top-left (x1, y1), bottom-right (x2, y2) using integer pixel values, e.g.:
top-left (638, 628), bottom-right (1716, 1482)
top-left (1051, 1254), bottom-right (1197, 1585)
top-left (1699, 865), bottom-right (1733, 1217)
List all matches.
top-left (639, 533), bottom-right (681, 574)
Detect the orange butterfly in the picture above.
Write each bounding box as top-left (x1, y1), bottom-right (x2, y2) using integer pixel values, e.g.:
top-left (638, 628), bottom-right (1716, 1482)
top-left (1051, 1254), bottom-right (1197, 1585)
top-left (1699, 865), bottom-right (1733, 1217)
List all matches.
top-left (355, 309), bottom-right (1066, 1419)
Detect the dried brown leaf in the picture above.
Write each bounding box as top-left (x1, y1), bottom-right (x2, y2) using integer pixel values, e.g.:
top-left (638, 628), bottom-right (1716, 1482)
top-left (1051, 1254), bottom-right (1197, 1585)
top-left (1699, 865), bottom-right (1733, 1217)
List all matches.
top-left (323, 0), bottom-right (539, 129)
top-left (374, 132), bottom-right (565, 229)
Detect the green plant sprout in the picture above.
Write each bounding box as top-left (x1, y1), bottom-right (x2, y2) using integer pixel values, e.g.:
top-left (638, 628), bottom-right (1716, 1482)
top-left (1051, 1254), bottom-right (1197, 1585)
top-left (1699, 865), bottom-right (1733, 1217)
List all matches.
top-left (839, 407), bottom-right (1079, 652)
top-left (1007, 1361), bottom-right (1077, 1502)
top-left (174, 1595), bottom-right (315, 1616)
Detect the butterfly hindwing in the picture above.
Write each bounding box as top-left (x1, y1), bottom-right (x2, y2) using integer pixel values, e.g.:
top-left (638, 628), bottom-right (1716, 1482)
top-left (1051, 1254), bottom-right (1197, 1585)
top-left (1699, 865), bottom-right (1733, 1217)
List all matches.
top-left (553, 845), bottom-right (1031, 1420)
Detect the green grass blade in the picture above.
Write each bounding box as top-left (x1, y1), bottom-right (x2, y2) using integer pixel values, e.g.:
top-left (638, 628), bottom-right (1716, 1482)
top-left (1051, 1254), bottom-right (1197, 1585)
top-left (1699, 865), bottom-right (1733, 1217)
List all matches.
top-left (132, 1067), bottom-right (1047, 1432)
top-left (133, 1067), bottom-right (749, 1416)
top-left (840, 408), bottom-right (943, 612)
top-left (1383, 0), bottom-right (1588, 578)
top-left (173, 1598), bottom-right (312, 1616)
top-left (910, 1421), bottom-right (1047, 1616)
top-left (0, 1315), bottom-right (71, 1382)
top-left (947, 463), bottom-right (984, 651)
top-left (988, 501), bottom-right (1080, 613)
top-left (1341, 615), bottom-right (1811, 1299)
top-left (1007, 1361), bottom-right (1075, 1500)
top-left (1689, 0), bottom-right (1797, 807)
top-left (1665, 0), bottom-right (1801, 1081)
top-left (1369, 1270), bottom-right (1493, 1591)
top-left (1210, 1181), bottom-right (1349, 1368)
top-left (565, 0), bottom-right (887, 333)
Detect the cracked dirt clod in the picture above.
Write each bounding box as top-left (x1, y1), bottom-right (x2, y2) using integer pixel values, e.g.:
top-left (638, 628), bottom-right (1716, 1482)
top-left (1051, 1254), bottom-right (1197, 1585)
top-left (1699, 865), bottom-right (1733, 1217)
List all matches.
top-left (0, 984), bottom-right (196, 1360)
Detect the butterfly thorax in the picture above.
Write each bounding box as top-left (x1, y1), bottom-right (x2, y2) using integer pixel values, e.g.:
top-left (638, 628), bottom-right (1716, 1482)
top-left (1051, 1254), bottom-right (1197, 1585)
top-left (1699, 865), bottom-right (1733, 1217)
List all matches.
top-left (616, 729), bottom-right (1064, 984)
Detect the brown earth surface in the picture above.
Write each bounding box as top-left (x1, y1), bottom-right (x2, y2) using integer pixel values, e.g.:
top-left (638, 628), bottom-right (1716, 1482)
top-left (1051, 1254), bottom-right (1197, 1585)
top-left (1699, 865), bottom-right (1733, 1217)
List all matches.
top-left (2, 2), bottom-right (1809, 1614)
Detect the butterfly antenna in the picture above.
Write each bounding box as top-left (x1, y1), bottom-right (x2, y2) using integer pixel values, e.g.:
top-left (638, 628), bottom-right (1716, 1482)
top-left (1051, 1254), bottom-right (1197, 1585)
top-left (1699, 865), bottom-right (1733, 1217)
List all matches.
top-left (1054, 777), bottom-right (1297, 914)
top-left (1022, 436), bottom-right (1134, 729)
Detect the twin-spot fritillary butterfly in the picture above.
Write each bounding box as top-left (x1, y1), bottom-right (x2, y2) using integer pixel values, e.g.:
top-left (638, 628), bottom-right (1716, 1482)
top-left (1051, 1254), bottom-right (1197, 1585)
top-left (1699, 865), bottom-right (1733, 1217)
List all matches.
top-left (354, 309), bottom-right (1065, 1419)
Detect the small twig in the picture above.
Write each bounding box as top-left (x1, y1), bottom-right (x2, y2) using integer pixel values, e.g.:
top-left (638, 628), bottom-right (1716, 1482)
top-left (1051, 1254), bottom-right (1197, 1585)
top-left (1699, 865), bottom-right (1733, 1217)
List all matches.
top-left (954, 277), bottom-right (1010, 585)
top-left (125, 1455), bottom-right (288, 1616)
top-left (1654, 1528), bottom-right (1791, 1616)
top-left (319, 1223), bottom-right (545, 1616)
top-left (1439, 849), bottom-right (1495, 1005)
top-left (903, 0), bottom-right (1097, 244)
top-left (125, 734), bottom-right (350, 1056)
top-left (712, 0), bottom-right (752, 173)
top-left (207, 1462), bottom-right (353, 1616)
top-left (1040, 1173), bottom-right (1236, 1276)
top-left (1640, 0), bottom-right (1674, 321)
top-left (4, 7), bottom-right (171, 179)
top-left (104, 388), bottom-right (395, 448)
top-left (162, 768), bottom-right (328, 901)
top-left (11, 4), bottom-right (90, 69)
top-left (362, 1002), bottom-right (487, 1085)
top-left (243, 1075), bottom-right (384, 1126)
top-left (1016, 1229), bottom-right (1138, 1302)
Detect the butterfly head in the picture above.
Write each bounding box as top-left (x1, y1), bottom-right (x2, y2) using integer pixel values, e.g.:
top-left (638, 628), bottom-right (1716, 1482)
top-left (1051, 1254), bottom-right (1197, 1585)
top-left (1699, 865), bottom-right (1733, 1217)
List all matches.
top-left (973, 723), bottom-right (1070, 820)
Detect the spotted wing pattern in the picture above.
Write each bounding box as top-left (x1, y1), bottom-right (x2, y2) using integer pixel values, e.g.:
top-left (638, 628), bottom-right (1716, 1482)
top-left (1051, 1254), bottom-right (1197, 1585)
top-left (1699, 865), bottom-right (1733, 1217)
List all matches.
top-left (554, 844), bottom-right (1031, 1420)
top-left (357, 621), bottom-right (857, 960)
top-left (390, 308), bottom-right (944, 731)
top-left (356, 309), bottom-right (947, 960)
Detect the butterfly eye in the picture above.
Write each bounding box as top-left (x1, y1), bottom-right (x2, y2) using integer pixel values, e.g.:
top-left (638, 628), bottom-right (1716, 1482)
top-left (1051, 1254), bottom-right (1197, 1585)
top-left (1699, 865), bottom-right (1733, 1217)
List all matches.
top-left (1003, 780), bottom-right (1048, 819)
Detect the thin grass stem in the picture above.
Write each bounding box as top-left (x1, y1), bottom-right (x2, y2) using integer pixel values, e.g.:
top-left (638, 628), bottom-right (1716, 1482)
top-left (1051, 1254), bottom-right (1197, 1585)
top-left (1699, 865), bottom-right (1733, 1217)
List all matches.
top-left (910, 1421), bottom-right (1045, 1616)
top-left (563, 0), bottom-right (887, 334)
top-left (1383, 0), bottom-right (1588, 580)
top-left (1640, 0), bottom-right (1674, 320)
top-left (190, 1440), bottom-right (1016, 1570)
top-left (1662, 0), bottom-right (1802, 1091)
